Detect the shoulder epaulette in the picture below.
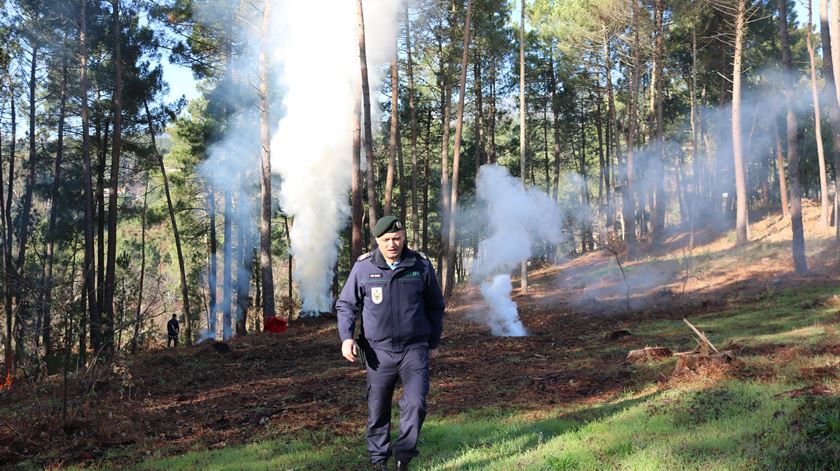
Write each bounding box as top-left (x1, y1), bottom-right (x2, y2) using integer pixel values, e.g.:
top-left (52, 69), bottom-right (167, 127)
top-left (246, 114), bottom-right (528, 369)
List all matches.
top-left (416, 251), bottom-right (429, 260)
top-left (357, 251), bottom-right (373, 262)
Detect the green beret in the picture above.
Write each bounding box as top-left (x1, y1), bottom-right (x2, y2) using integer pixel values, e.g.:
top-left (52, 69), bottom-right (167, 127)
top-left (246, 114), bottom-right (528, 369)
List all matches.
top-left (373, 215), bottom-right (404, 237)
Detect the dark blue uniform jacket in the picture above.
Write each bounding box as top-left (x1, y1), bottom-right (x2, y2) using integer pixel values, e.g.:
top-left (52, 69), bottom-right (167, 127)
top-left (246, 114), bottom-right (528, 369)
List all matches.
top-left (337, 247), bottom-right (445, 352)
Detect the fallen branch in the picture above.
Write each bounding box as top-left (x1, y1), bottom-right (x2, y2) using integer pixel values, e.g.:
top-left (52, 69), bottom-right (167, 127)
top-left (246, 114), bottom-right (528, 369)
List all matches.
top-left (683, 318), bottom-right (719, 354)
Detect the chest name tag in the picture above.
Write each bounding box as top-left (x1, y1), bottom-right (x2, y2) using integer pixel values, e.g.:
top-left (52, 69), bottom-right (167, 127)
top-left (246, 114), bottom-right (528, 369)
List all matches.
top-left (371, 286), bottom-right (384, 304)
top-left (369, 273), bottom-right (382, 278)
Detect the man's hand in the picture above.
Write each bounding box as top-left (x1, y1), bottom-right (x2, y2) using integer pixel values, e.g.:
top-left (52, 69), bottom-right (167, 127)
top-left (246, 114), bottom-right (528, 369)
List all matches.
top-left (341, 339), bottom-right (358, 362)
top-left (429, 348), bottom-right (439, 359)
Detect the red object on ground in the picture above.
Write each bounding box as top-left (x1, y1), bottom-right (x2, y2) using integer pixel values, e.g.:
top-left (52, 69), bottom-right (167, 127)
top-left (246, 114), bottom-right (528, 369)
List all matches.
top-left (264, 316), bottom-right (288, 333)
top-left (0, 370), bottom-right (12, 391)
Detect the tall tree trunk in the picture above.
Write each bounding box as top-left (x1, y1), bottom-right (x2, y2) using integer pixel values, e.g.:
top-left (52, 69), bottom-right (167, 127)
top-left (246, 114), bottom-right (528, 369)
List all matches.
top-left (831, 0), bottom-right (840, 100)
top-left (43, 59), bottom-right (69, 355)
top-left (222, 190), bottom-right (232, 338)
top-left (690, 25), bottom-right (699, 249)
top-left (423, 111), bottom-right (431, 253)
top-left (144, 102), bottom-right (193, 342)
top-left (444, 0), bottom-right (473, 299)
top-left (544, 91), bottom-right (551, 194)
top-left (234, 195), bottom-right (249, 336)
top-left (779, 0), bottom-right (808, 273)
top-left (580, 108), bottom-right (593, 251)
top-left (259, 0), bottom-right (276, 319)
top-left (102, 0), bottom-right (124, 355)
top-left (732, 0), bottom-right (749, 244)
top-left (488, 54), bottom-right (497, 165)
top-left (131, 174), bottom-right (148, 355)
top-left (602, 27), bottom-right (621, 234)
top-left (94, 114), bottom-right (103, 308)
top-left (518, 0), bottom-right (528, 292)
top-left (1, 86), bottom-right (11, 384)
top-left (823, 0), bottom-right (840, 239)
top-left (207, 189), bottom-right (217, 335)
top-left (357, 0), bottom-right (379, 236)
top-left (821, 0), bottom-right (834, 86)
top-left (252, 251), bottom-right (261, 327)
top-left (774, 120), bottom-right (791, 217)
top-left (351, 84), bottom-right (364, 261)
top-left (406, 5), bottom-right (420, 249)
top-left (283, 215), bottom-right (293, 305)
top-left (595, 85), bottom-right (607, 243)
top-left (397, 115), bottom-right (406, 219)
top-left (79, 0), bottom-right (98, 363)
top-left (13, 44), bottom-right (40, 364)
top-left (623, 0), bottom-right (641, 257)
top-left (474, 46), bottom-right (485, 259)
top-left (385, 51), bottom-right (399, 215)
top-left (96, 115), bottom-right (108, 324)
top-left (549, 49), bottom-right (562, 201)
top-left (437, 33), bottom-right (453, 281)
top-left (651, 0), bottom-right (666, 247)
top-left (807, 0), bottom-right (830, 227)
top-left (0, 101), bottom-right (5, 382)
top-left (63, 236), bottom-right (78, 418)
top-left (473, 49), bottom-right (485, 181)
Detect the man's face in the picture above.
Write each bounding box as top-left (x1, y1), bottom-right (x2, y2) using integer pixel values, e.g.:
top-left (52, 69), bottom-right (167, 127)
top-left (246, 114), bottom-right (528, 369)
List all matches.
top-left (376, 230), bottom-right (404, 261)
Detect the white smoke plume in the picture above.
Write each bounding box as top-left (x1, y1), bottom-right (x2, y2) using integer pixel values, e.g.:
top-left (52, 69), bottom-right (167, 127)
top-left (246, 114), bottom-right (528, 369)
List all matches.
top-left (471, 164), bottom-right (563, 336)
top-left (479, 274), bottom-right (526, 336)
top-left (198, 112), bottom-right (260, 341)
top-left (269, 0), bottom-right (401, 313)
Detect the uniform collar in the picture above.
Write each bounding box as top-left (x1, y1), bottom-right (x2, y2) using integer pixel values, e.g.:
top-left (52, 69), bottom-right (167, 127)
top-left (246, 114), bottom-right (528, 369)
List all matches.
top-left (372, 247), bottom-right (417, 270)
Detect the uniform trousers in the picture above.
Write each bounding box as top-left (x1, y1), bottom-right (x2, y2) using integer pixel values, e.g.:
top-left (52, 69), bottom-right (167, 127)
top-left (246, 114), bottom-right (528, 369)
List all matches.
top-left (364, 345), bottom-right (430, 464)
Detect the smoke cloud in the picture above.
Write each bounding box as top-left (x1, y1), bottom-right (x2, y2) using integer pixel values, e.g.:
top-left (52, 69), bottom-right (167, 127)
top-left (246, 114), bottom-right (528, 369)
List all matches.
top-left (479, 274), bottom-right (526, 336)
top-left (270, 0), bottom-right (401, 313)
top-left (469, 164), bottom-right (563, 336)
top-left (549, 68), bottom-right (836, 311)
top-left (197, 108), bottom-right (260, 341)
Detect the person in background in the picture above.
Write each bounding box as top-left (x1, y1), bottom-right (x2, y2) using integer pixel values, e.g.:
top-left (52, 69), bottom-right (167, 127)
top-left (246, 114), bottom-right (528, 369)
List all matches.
top-left (167, 314), bottom-right (180, 348)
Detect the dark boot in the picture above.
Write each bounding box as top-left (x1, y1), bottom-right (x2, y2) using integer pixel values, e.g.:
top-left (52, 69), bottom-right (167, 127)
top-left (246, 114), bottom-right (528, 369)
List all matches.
top-left (372, 460), bottom-right (388, 471)
top-left (395, 459), bottom-right (410, 471)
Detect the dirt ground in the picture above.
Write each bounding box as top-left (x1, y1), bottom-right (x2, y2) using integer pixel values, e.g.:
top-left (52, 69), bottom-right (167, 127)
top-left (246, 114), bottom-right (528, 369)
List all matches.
top-left (1, 207), bottom-right (838, 468)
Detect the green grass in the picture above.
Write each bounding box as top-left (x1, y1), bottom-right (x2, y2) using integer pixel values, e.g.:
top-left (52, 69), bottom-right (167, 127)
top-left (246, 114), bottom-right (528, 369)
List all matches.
top-left (104, 382), bottom-right (839, 471)
top-left (68, 286), bottom-right (840, 470)
top-left (634, 286), bottom-right (840, 349)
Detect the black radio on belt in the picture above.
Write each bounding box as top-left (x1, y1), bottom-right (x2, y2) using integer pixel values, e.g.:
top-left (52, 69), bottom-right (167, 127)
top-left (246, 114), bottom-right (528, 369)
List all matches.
top-left (355, 318), bottom-right (369, 368)
top-left (354, 337), bottom-right (368, 368)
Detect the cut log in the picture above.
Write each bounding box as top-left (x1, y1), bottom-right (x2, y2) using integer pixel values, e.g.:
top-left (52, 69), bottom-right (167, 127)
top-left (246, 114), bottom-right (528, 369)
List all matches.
top-left (672, 350), bottom-right (736, 374)
top-left (627, 346), bottom-right (673, 362)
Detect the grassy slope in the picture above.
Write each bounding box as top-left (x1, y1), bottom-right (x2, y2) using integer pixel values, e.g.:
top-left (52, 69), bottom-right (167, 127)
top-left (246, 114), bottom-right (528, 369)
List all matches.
top-left (112, 212), bottom-right (840, 471)
top-left (117, 286), bottom-right (840, 471)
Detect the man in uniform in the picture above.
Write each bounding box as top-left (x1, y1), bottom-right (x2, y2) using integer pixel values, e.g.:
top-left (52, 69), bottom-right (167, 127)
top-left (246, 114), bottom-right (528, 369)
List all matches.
top-left (337, 215), bottom-right (445, 471)
top-left (167, 314), bottom-right (180, 348)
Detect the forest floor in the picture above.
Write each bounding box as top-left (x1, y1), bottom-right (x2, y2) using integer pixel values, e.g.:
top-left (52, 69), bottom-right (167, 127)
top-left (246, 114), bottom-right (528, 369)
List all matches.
top-left (2, 205), bottom-right (840, 470)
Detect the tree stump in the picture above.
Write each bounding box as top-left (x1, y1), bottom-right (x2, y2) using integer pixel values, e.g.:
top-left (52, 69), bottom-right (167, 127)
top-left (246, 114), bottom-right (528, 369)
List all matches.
top-left (672, 350), bottom-right (736, 374)
top-left (626, 347), bottom-right (673, 362)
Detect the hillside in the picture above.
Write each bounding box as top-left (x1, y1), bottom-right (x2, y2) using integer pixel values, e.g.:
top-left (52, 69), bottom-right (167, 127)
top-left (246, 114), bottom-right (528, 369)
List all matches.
top-left (2, 206), bottom-right (839, 470)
